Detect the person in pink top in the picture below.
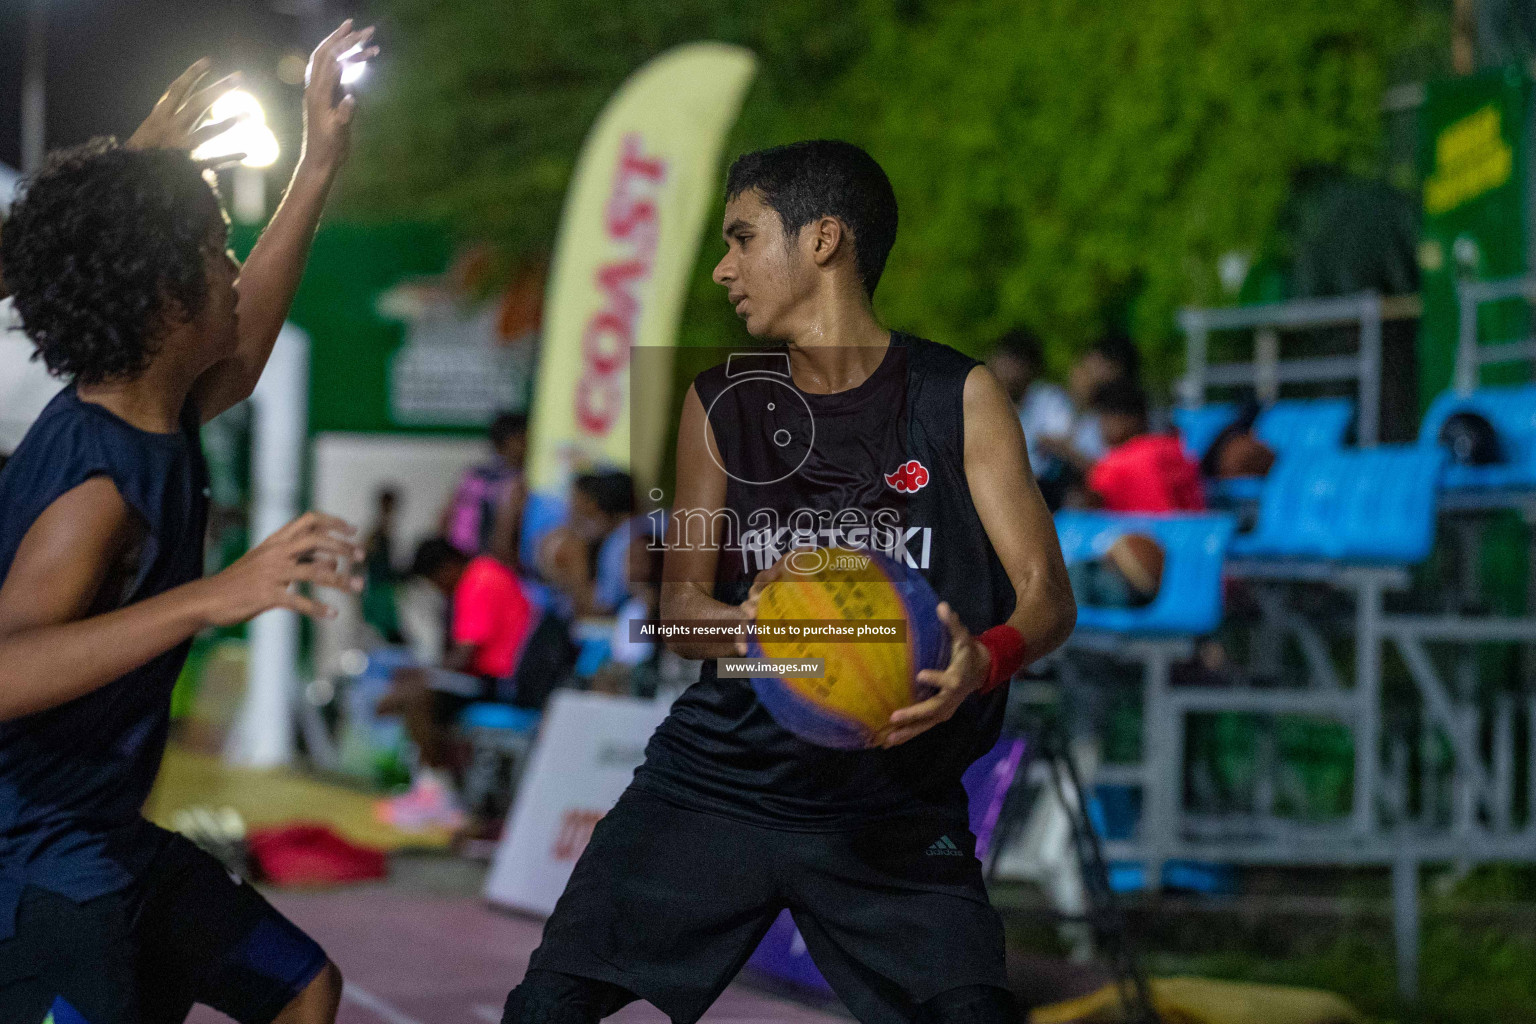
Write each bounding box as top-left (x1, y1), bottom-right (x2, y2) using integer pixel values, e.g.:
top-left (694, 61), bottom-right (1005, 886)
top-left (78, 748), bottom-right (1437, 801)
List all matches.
top-left (378, 539), bottom-right (535, 830)
top-left (1082, 378), bottom-right (1205, 513)
top-left (452, 552), bottom-right (535, 679)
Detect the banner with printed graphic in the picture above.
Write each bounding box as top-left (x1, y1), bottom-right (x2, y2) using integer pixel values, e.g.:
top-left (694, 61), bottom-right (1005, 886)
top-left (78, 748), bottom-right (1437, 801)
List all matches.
top-left (526, 43), bottom-right (758, 496)
top-left (1416, 69), bottom-right (1530, 408)
top-left (483, 690), bottom-right (671, 916)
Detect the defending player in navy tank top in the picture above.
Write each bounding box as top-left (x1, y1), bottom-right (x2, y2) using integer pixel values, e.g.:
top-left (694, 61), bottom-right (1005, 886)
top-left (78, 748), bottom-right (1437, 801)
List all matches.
top-left (0, 385), bottom-right (208, 939)
top-left (633, 333), bottom-right (1017, 829)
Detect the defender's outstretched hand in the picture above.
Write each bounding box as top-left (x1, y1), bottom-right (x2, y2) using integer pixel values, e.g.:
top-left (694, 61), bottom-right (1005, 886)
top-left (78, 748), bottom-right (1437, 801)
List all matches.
top-left (196, 512), bottom-right (364, 626)
top-left (187, 19), bottom-right (378, 425)
top-left (126, 58), bottom-right (247, 167)
top-left (301, 19), bottom-right (378, 170)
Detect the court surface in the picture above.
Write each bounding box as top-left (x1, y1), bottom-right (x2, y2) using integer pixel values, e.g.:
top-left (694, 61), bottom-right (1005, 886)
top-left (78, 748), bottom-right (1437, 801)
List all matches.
top-left (186, 879), bottom-right (847, 1024)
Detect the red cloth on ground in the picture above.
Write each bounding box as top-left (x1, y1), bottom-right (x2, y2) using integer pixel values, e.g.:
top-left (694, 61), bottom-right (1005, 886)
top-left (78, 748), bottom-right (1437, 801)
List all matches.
top-left (248, 824), bottom-right (387, 885)
top-left (1087, 433), bottom-right (1207, 513)
top-left (451, 556), bottom-right (535, 679)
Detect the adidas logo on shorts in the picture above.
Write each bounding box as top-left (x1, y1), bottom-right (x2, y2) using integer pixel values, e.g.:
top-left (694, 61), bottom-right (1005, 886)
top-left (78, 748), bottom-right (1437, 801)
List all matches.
top-left (925, 835), bottom-right (963, 857)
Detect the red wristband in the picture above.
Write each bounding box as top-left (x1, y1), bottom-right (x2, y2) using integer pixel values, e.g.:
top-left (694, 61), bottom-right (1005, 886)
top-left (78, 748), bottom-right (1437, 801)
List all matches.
top-left (975, 624), bottom-right (1027, 694)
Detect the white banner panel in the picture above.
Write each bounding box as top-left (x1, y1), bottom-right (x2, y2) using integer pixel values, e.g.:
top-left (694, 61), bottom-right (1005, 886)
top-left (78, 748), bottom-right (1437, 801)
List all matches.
top-left (484, 690), bottom-right (672, 916)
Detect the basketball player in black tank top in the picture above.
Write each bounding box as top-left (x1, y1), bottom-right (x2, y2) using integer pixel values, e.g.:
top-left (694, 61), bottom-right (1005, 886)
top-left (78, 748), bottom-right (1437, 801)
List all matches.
top-left (504, 142), bottom-right (1076, 1024)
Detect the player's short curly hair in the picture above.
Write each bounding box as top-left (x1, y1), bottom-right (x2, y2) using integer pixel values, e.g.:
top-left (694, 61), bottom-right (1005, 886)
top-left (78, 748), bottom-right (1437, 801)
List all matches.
top-left (0, 139), bottom-right (226, 386)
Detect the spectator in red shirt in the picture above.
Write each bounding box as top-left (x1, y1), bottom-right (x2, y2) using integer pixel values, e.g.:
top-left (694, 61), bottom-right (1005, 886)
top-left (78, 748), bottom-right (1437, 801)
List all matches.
top-left (1082, 378), bottom-right (1206, 513)
top-left (377, 539), bottom-right (536, 831)
top-left (1066, 379), bottom-right (1202, 607)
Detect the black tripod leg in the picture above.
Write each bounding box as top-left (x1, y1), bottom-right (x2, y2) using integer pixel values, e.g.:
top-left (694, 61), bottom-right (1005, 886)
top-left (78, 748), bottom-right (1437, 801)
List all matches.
top-left (1042, 728), bottom-right (1162, 1024)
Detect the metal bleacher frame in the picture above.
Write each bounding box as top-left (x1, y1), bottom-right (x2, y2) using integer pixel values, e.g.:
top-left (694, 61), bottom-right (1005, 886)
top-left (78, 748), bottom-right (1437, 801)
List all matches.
top-left (1455, 275), bottom-right (1536, 399)
top-left (1177, 291), bottom-right (1392, 445)
top-left (1050, 512), bottom-right (1237, 917)
top-left (1069, 290), bottom-right (1536, 1000)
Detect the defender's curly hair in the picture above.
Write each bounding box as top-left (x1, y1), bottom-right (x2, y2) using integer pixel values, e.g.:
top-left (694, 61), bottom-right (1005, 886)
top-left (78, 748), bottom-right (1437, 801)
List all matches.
top-left (0, 139), bottom-right (225, 386)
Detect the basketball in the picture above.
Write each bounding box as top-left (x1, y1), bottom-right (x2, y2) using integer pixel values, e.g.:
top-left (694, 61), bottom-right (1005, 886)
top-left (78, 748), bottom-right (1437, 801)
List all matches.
top-left (748, 547), bottom-right (950, 749)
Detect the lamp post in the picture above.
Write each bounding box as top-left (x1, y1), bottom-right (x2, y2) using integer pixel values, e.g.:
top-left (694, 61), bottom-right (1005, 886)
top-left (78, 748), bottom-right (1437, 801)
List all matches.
top-left (21, 0), bottom-right (46, 173)
top-left (191, 90), bottom-right (280, 224)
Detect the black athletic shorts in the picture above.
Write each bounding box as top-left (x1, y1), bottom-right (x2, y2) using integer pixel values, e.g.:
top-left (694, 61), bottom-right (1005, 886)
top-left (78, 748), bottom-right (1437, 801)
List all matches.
top-left (526, 788), bottom-right (1009, 1024)
top-left (0, 831), bottom-right (328, 1024)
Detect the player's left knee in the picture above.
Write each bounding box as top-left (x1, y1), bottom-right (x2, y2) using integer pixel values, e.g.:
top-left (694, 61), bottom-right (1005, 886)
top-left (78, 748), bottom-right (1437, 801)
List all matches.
top-left (917, 984), bottom-right (1022, 1024)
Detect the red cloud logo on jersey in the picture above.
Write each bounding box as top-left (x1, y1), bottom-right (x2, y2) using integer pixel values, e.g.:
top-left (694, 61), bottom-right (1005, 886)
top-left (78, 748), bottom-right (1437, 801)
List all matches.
top-left (884, 459), bottom-right (930, 493)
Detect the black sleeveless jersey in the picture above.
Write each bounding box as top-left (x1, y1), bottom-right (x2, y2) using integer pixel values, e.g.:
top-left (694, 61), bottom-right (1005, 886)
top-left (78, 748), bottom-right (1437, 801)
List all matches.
top-left (0, 386), bottom-right (208, 939)
top-left (632, 333), bottom-right (1017, 830)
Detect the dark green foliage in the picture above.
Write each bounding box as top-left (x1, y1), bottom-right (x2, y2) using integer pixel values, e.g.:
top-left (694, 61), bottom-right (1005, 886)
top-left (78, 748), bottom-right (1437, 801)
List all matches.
top-left (342, 0), bottom-right (1447, 379)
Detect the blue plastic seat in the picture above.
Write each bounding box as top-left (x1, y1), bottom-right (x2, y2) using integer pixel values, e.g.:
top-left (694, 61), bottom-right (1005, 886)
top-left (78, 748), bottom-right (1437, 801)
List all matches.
top-left (1204, 475), bottom-right (1265, 506)
top-left (1213, 398), bottom-right (1357, 503)
top-left (459, 703), bottom-right (541, 732)
top-left (1420, 384), bottom-right (1536, 491)
top-left (1228, 446), bottom-right (1445, 564)
top-left (1055, 512), bottom-right (1237, 636)
top-left (1172, 404), bottom-right (1240, 459)
top-left (1174, 398), bottom-right (1354, 464)
top-left (574, 637), bottom-right (613, 678)
top-left (1254, 397), bottom-right (1354, 458)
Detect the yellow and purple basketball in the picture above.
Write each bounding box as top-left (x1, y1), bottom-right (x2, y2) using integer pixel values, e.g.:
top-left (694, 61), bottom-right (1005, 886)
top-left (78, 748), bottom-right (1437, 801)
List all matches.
top-left (748, 547), bottom-right (950, 749)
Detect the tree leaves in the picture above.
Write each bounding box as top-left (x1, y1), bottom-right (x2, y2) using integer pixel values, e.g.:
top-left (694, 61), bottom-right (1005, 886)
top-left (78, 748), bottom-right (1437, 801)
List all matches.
top-left (342, 0), bottom-right (1443, 381)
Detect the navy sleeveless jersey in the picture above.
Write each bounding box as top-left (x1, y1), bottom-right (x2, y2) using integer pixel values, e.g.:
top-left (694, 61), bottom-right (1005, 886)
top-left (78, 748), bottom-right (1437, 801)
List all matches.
top-left (633, 333), bottom-right (1017, 829)
top-left (0, 386), bottom-right (208, 939)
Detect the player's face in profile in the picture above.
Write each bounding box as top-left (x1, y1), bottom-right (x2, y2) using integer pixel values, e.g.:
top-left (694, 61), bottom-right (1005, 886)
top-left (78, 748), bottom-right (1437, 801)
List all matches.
top-left (195, 219), bottom-right (241, 366)
top-left (712, 189), bottom-right (809, 340)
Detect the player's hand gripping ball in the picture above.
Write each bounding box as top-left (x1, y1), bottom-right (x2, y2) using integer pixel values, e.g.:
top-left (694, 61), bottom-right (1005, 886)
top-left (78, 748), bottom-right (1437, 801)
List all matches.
top-left (748, 547), bottom-right (949, 749)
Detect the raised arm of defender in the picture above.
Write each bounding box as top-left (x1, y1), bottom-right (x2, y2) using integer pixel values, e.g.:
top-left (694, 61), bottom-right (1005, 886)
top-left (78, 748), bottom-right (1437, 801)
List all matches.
top-left (147, 21), bottom-right (377, 423)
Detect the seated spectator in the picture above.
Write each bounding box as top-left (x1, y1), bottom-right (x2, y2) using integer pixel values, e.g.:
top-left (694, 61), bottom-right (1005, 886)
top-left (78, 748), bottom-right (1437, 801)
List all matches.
top-left (1033, 335), bottom-right (1144, 506)
top-left (1042, 335), bottom-right (1141, 462)
top-left (537, 470), bottom-right (639, 619)
top-left (360, 485), bottom-right (404, 644)
top-left (442, 411), bottom-right (528, 559)
top-left (1200, 398), bottom-right (1276, 480)
top-left (376, 538), bottom-right (536, 830)
top-left (985, 328), bottom-right (1073, 472)
top-left (589, 530), bottom-right (665, 698)
top-left (1066, 381), bottom-right (1205, 612)
top-left (1079, 379), bottom-right (1205, 513)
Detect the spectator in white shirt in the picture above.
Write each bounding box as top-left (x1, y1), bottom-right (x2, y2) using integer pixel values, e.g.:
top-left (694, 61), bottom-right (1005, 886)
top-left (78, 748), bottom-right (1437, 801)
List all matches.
top-left (1038, 334), bottom-right (1143, 470)
top-left (985, 329), bottom-right (1073, 471)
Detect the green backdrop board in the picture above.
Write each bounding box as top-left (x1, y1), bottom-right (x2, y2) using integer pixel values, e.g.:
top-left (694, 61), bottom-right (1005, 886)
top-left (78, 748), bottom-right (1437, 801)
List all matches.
top-left (1416, 68), bottom-right (1532, 408)
top-left (1415, 70), bottom-right (1533, 678)
top-left (230, 221), bottom-right (513, 436)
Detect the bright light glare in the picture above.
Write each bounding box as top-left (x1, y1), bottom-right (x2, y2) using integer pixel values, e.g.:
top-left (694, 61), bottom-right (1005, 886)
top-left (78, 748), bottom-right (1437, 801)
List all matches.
top-left (209, 90), bottom-right (266, 126)
top-left (339, 43), bottom-right (367, 86)
top-left (191, 90), bottom-right (280, 169)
